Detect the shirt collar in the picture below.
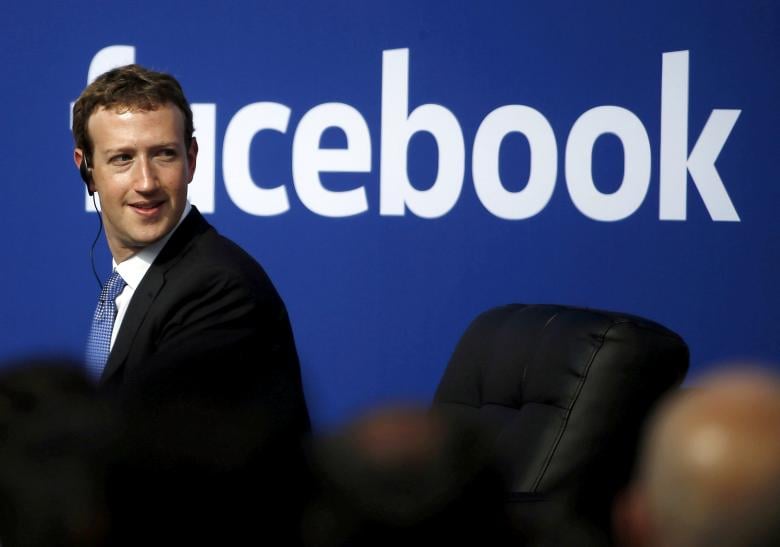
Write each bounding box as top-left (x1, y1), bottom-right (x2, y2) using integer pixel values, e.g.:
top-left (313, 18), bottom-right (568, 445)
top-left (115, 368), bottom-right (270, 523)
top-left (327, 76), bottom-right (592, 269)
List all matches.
top-left (113, 201), bottom-right (192, 290)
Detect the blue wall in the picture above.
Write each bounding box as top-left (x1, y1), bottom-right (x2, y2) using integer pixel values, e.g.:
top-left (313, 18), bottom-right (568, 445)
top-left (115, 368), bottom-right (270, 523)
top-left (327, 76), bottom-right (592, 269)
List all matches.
top-left (1, 0), bottom-right (777, 427)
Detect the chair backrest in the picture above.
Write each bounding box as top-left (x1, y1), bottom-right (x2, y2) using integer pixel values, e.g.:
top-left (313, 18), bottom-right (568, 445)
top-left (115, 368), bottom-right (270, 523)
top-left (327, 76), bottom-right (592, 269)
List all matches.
top-left (433, 304), bottom-right (689, 541)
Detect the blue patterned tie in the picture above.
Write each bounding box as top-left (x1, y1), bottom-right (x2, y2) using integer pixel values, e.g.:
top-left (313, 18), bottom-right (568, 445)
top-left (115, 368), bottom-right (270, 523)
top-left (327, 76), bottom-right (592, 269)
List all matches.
top-left (85, 270), bottom-right (126, 381)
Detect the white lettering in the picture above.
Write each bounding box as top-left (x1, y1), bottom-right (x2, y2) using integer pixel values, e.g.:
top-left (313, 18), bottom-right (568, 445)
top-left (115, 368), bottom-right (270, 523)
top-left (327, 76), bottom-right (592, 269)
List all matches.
top-left (87, 46), bottom-right (136, 85)
top-left (472, 105), bottom-right (557, 220)
top-left (188, 104), bottom-right (216, 213)
top-left (566, 106), bottom-right (651, 221)
top-left (79, 45), bottom-right (137, 212)
top-left (380, 48), bottom-right (465, 218)
top-left (660, 51), bottom-right (741, 221)
top-left (223, 102), bottom-right (291, 216)
top-left (76, 46), bottom-right (742, 223)
top-left (292, 103), bottom-right (371, 217)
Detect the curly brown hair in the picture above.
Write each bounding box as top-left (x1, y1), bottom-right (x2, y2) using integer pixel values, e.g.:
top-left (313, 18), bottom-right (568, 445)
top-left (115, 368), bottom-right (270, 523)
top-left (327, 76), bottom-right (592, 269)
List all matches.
top-left (72, 64), bottom-right (194, 159)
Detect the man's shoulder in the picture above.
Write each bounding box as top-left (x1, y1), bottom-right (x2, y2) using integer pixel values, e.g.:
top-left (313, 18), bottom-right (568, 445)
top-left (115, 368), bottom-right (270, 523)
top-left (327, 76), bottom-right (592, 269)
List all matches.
top-left (192, 229), bottom-right (274, 286)
top-left (163, 211), bottom-right (279, 299)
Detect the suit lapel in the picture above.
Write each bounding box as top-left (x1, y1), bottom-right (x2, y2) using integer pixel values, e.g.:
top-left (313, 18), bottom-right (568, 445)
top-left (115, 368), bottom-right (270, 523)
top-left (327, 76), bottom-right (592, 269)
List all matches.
top-left (100, 268), bottom-right (165, 383)
top-left (100, 207), bottom-right (211, 384)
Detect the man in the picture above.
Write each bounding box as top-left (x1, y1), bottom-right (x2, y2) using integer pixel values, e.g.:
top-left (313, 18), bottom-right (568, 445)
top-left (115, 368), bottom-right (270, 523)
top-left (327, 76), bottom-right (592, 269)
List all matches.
top-left (72, 64), bottom-right (310, 434)
top-left (612, 367), bottom-right (780, 547)
top-left (302, 405), bottom-right (515, 546)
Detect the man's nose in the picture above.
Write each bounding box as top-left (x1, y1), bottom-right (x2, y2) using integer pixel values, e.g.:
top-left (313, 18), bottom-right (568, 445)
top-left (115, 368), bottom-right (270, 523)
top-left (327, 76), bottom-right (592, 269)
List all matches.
top-left (134, 158), bottom-right (159, 192)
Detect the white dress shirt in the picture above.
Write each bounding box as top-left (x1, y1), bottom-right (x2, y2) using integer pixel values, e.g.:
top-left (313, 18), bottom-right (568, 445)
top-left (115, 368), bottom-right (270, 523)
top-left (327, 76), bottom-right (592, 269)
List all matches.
top-left (110, 202), bottom-right (192, 350)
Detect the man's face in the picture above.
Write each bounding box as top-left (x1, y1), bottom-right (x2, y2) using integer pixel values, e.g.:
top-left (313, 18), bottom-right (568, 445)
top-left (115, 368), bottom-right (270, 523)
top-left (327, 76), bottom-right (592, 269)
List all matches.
top-left (75, 103), bottom-right (197, 263)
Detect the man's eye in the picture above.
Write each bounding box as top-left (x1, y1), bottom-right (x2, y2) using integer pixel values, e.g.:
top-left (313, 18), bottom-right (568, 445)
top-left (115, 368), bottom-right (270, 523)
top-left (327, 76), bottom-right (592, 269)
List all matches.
top-left (111, 154), bottom-right (132, 164)
top-left (159, 148), bottom-right (177, 159)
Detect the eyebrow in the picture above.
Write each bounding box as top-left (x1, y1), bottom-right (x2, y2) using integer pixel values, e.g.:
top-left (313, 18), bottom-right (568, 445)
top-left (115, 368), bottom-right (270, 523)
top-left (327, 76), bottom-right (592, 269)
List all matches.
top-left (100, 142), bottom-right (181, 156)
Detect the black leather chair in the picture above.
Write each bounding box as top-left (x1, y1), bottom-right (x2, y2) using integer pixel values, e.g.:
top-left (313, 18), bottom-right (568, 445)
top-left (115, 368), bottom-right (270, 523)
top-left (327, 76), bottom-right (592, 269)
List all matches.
top-left (433, 304), bottom-right (689, 546)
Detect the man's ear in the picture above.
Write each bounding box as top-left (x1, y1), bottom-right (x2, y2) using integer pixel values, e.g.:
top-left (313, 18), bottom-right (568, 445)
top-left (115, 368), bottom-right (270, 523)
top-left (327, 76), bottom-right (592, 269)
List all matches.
top-left (186, 137), bottom-right (198, 184)
top-left (74, 148), bottom-right (96, 195)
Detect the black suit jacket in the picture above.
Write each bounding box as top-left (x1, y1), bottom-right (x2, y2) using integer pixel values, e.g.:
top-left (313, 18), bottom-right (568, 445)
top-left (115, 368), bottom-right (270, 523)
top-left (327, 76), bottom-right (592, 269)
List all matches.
top-left (101, 207), bottom-right (310, 433)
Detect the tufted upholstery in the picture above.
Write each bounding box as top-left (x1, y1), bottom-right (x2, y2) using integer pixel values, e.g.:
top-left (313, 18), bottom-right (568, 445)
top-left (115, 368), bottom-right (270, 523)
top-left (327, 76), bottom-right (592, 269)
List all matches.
top-left (433, 304), bottom-right (689, 543)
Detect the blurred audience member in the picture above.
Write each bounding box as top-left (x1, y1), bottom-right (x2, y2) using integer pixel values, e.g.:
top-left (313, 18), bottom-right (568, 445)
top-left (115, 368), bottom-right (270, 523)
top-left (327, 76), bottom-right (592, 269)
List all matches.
top-left (0, 357), bottom-right (312, 546)
top-left (302, 405), bottom-right (517, 546)
top-left (613, 366), bottom-right (780, 547)
top-left (0, 359), bottom-right (117, 547)
top-left (695, 479), bottom-right (780, 547)
top-left (104, 395), bottom-right (310, 546)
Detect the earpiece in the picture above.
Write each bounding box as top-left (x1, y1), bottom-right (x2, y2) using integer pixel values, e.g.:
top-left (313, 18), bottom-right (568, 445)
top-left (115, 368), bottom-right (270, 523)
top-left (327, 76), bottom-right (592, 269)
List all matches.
top-left (80, 155), bottom-right (94, 195)
top-left (83, 153), bottom-right (101, 288)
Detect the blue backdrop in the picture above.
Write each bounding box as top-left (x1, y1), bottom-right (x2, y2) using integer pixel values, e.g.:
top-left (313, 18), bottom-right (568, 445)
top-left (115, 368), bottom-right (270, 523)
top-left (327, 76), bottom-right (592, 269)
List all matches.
top-left (1, 0), bottom-right (777, 428)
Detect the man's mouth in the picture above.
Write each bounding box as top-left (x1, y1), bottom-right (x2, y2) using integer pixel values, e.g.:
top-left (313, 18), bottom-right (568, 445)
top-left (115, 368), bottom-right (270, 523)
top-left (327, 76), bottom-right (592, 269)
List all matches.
top-left (129, 201), bottom-right (165, 215)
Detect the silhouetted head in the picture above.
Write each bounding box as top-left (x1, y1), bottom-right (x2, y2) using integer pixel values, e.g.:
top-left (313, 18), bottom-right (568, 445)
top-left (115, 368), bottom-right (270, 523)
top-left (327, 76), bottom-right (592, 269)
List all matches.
top-left (614, 366), bottom-right (780, 547)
